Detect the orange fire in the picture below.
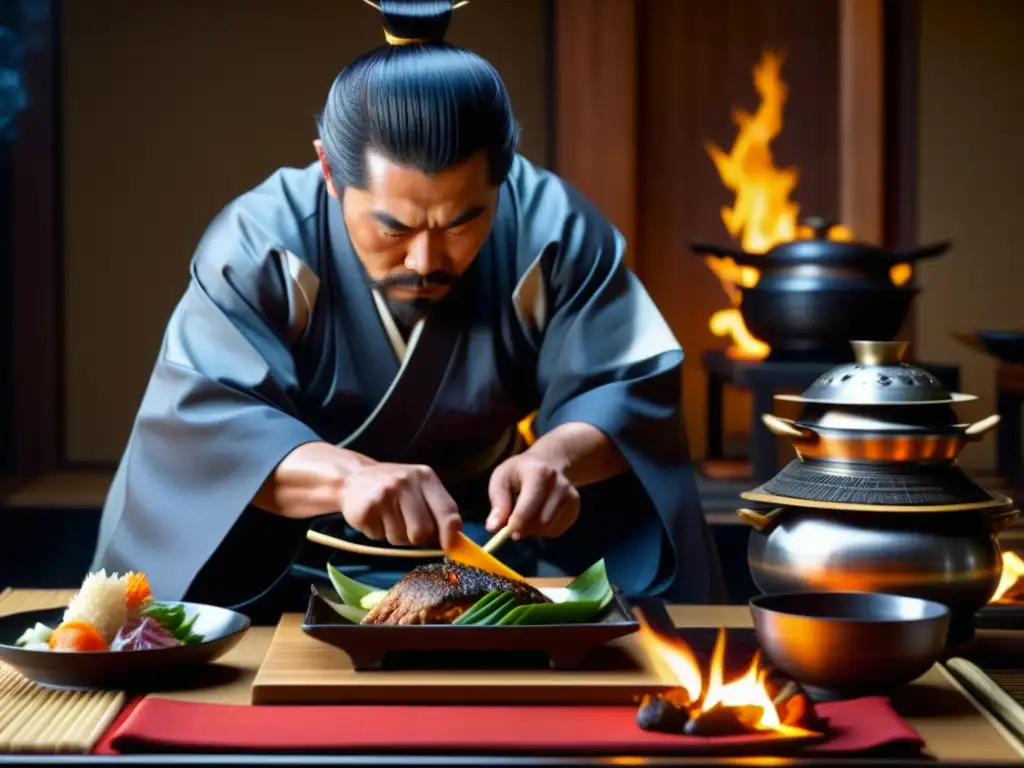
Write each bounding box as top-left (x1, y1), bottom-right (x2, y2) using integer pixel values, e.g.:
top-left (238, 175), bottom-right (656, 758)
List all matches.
top-left (633, 611), bottom-right (819, 738)
top-left (990, 551), bottom-right (1024, 604)
top-left (704, 51), bottom-right (912, 359)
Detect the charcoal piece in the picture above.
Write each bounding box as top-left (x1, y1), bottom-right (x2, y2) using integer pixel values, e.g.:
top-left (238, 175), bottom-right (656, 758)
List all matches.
top-left (683, 704), bottom-right (762, 737)
top-left (636, 693), bottom-right (691, 734)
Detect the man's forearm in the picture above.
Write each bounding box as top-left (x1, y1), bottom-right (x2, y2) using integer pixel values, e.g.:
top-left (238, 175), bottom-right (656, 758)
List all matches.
top-left (524, 421), bottom-right (627, 488)
top-left (252, 441), bottom-right (373, 519)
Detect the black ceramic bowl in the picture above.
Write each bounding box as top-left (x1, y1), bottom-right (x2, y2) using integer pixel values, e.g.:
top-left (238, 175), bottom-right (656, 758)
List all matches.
top-left (0, 602), bottom-right (251, 690)
top-left (750, 592), bottom-right (950, 702)
top-left (738, 286), bottom-right (917, 362)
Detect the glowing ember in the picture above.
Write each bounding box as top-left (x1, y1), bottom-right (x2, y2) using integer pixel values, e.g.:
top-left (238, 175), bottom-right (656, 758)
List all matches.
top-left (632, 611), bottom-right (821, 739)
top-left (704, 51), bottom-right (912, 360)
top-left (990, 551), bottom-right (1024, 604)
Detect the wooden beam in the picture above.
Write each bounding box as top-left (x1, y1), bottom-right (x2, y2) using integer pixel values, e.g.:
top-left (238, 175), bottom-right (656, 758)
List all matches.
top-left (552, 0), bottom-right (638, 268)
top-left (882, 0), bottom-right (921, 348)
top-left (839, 0), bottom-right (884, 244)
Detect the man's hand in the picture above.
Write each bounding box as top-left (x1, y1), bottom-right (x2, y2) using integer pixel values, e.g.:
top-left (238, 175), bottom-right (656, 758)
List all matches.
top-left (341, 462), bottom-right (462, 549)
top-left (253, 442), bottom-right (461, 549)
top-left (486, 454), bottom-right (580, 540)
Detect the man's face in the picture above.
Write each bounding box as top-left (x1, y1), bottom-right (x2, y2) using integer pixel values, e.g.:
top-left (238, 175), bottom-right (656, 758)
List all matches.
top-left (318, 143), bottom-right (498, 325)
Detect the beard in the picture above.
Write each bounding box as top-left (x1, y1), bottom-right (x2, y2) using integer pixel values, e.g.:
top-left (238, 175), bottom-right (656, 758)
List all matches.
top-left (371, 270), bottom-right (457, 327)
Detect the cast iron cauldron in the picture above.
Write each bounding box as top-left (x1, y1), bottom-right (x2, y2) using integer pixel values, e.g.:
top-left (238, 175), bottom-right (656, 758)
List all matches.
top-left (736, 285), bottom-right (916, 361)
top-left (736, 504), bottom-right (1019, 626)
top-left (692, 217), bottom-right (950, 291)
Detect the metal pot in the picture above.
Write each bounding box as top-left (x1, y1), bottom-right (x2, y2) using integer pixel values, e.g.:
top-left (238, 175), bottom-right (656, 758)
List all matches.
top-left (737, 503), bottom-right (1019, 619)
top-left (738, 287), bottom-right (917, 361)
top-left (761, 411), bottom-right (1000, 464)
top-left (691, 217), bottom-right (950, 289)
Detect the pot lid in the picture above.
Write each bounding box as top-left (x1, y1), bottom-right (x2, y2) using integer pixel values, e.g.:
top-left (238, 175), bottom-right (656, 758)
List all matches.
top-left (764, 218), bottom-right (896, 261)
top-left (775, 340), bottom-right (978, 406)
top-left (743, 457), bottom-right (1002, 510)
top-left (690, 218), bottom-right (950, 266)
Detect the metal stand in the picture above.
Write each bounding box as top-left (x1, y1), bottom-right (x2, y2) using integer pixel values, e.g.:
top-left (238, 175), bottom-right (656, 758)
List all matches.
top-left (702, 350), bottom-right (963, 483)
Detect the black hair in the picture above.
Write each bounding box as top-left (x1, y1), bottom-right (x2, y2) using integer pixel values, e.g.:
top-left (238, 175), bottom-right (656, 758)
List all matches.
top-left (316, 0), bottom-right (520, 189)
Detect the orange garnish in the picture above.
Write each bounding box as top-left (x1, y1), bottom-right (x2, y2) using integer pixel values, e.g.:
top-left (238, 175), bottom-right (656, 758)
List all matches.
top-left (125, 572), bottom-right (152, 613)
top-left (48, 620), bottom-right (108, 652)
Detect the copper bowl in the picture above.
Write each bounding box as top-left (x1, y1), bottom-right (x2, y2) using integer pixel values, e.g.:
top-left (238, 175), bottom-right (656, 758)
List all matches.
top-left (761, 411), bottom-right (999, 465)
top-left (750, 592), bottom-right (950, 702)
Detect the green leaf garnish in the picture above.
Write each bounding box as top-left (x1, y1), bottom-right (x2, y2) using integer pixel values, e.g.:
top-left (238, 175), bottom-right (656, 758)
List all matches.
top-left (142, 602), bottom-right (204, 644)
top-left (470, 593), bottom-right (518, 625)
top-left (498, 600), bottom-right (603, 626)
top-left (326, 564), bottom-right (379, 609)
top-left (311, 585), bottom-right (368, 623)
top-left (452, 591), bottom-right (503, 625)
top-left (561, 559), bottom-right (614, 609)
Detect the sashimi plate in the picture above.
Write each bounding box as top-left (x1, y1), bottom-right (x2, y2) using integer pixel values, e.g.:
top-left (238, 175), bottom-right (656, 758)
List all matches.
top-left (0, 603), bottom-right (251, 690)
top-left (302, 559), bottom-right (641, 671)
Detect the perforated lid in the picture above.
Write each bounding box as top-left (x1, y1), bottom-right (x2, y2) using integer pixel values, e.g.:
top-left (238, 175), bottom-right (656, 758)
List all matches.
top-left (775, 341), bottom-right (976, 406)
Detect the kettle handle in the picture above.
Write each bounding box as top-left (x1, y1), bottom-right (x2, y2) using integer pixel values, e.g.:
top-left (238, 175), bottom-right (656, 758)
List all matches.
top-left (964, 413), bottom-right (1001, 441)
top-left (736, 507), bottom-right (785, 533)
top-left (690, 241), bottom-right (765, 269)
top-left (888, 240), bottom-right (951, 263)
top-left (986, 506), bottom-right (1020, 533)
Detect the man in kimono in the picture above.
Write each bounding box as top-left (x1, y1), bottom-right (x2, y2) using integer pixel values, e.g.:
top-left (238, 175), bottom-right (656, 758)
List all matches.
top-left (90, 0), bottom-right (724, 619)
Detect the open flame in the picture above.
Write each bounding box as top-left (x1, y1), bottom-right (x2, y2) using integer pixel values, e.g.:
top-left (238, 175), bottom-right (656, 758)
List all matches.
top-left (990, 551), bottom-right (1024, 604)
top-left (633, 611), bottom-right (819, 739)
top-left (703, 51), bottom-right (912, 360)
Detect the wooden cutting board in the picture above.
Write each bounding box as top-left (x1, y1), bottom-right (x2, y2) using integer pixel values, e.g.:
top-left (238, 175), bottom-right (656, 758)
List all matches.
top-left (250, 612), bottom-right (766, 706)
top-left (251, 614), bottom-right (668, 705)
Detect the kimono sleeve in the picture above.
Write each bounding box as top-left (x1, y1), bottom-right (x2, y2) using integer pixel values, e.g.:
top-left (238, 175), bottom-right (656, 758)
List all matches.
top-left (512, 170), bottom-right (723, 602)
top-left (90, 211), bottom-right (325, 601)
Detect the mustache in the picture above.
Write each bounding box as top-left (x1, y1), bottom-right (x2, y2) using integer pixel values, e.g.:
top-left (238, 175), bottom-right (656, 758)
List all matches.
top-left (372, 271), bottom-right (457, 290)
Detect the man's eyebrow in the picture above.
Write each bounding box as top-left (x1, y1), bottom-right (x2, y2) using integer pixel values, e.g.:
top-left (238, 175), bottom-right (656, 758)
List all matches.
top-left (371, 211), bottom-right (412, 232)
top-left (443, 205), bottom-right (486, 229)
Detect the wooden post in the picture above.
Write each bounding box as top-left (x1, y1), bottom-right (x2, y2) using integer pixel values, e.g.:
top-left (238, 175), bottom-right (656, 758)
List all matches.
top-left (839, 0), bottom-right (884, 244)
top-left (552, 0), bottom-right (638, 268)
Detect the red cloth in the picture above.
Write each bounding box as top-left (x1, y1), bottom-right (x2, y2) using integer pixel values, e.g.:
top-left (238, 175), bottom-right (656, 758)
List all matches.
top-left (93, 696), bottom-right (924, 757)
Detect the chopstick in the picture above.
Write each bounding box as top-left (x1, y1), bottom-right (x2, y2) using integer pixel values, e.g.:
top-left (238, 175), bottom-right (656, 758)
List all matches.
top-left (306, 524), bottom-right (513, 559)
top-left (305, 530), bottom-right (442, 558)
top-left (481, 524), bottom-right (513, 554)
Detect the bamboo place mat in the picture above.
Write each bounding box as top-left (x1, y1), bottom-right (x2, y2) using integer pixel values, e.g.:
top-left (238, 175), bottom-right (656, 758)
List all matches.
top-left (0, 588), bottom-right (127, 753)
top-left (946, 658), bottom-right (1024, 755)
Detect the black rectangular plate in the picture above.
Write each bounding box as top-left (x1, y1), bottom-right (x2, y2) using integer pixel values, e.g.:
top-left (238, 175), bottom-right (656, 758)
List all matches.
top-left (301, 587), bottom-right (640, 671)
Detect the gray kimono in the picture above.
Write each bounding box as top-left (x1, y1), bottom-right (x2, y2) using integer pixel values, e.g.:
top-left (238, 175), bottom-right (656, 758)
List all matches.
top-left (91, 154), bottom-right (723, 610)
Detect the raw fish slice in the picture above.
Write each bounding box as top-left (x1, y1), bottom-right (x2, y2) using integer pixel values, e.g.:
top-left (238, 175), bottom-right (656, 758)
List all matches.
top-left (111, 616), bottom-right (181, 651)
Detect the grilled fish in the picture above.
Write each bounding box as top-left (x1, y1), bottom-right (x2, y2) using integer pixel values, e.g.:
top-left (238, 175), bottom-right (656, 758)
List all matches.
top-left (361, 560), bottom-right (551, 625)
